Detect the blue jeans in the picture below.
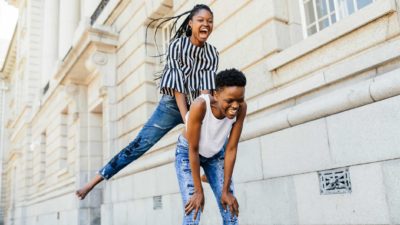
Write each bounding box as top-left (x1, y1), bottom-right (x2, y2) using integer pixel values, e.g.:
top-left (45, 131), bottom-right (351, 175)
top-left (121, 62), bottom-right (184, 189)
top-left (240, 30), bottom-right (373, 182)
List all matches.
top-left (99, 95), bottom-right (183, 179)
top-left (175, 135), bottom-right (238, 225)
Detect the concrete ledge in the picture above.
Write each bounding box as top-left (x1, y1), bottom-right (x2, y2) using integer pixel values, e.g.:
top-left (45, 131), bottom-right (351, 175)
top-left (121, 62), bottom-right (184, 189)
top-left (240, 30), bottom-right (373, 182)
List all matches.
top-left (266, 0), bottom-right (397, 71)
top-left (243, 66), bottom-right (400, 141)
top-left (248, 35), bottom-right (400, 115)
top-left (111, 66), bottom-right (400, 177)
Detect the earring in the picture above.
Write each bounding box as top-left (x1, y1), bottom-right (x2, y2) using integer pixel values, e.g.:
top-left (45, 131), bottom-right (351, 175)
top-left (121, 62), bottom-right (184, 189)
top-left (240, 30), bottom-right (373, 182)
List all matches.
top-left (186, 27), bottom-right (192, 36)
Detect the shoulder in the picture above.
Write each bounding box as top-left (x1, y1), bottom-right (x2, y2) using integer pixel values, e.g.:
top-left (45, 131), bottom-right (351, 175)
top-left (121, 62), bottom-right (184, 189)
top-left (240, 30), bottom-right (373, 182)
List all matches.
top-left (190, 96), bottom-right (207, 113)
top-left (168, 37), bottom-right (183, 50)
top-left (237, 101), bottom-right (247, 120)
top-left (205, 42), bottom-right (219, 55)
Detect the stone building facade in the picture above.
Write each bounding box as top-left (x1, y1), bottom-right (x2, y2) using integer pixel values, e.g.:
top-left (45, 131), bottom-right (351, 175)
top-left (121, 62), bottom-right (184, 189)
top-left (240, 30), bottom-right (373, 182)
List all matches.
top-left (0, 0), bottom-right (399, 224)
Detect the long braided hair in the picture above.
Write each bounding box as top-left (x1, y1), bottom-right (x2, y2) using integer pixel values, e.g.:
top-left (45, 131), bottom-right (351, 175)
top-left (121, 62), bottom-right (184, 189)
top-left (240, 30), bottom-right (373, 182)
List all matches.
top-left (145, 4), bottom-right (213, 58)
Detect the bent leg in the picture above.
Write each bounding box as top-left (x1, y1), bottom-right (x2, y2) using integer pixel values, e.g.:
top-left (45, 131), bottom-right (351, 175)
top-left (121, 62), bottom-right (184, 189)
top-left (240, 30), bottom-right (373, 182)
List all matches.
top-left (202, 150), bottom-right (238, 225)
top-left (175, 135), bottom-right (201, 225)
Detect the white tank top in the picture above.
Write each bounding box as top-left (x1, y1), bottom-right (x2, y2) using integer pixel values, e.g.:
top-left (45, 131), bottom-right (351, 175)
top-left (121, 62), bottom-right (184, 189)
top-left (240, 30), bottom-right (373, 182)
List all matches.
top-left (185, 94), bottom-right (236, 158)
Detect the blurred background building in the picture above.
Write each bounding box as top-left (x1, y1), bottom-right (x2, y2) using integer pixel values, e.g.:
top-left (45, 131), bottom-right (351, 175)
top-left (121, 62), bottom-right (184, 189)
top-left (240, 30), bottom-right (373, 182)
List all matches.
top-left (0, 0), bottom-right (399, 224)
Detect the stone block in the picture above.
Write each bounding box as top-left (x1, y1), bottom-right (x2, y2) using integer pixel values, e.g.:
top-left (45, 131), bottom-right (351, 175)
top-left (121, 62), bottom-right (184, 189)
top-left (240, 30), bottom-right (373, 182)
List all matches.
top-left (257, 71), bottom-right (325, 112)
top-left (117, 82), bottom-right (157, 118)
top-left (153, 163), bottom-right (180, 195)
top-left (119, 4), bottom-right (147, 46)
top-left (274, 15), bottom-right (394, 87)
top-left (210, 0), bottom-right (288, 53)
top-left (234, 177), bottom-right (298, 224)
top-left (220, 20), bottom-right (289, 71)
top-left (117, 45), bottom-right (148, 84)
top-left (327, 95), bottom-right (400, 167)
top-left (116, 62), bottom-right (156, 102)
top-left (294, 163), bottom-right (390, 224)
top-left (260, 119), bottom-right (332, 178)
top-left (382, 159), bottom-right (400, 224)
top-left (114, 0), bottom-right (143, 31)
top-left (242, 60), bottom-right (275, 100)
top-left (233, 138), bottom-right (263, 183)
top-left (117, 25), bottom-right (145, 66)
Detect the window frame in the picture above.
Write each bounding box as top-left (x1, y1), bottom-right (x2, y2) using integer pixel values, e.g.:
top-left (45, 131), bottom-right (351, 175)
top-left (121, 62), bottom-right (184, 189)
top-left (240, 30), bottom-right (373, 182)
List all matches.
top-left (300, 0), bottom-right (376, 37)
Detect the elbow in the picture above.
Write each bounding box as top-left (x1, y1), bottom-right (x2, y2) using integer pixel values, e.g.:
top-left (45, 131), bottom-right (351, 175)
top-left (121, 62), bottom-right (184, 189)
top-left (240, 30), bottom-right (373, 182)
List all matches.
top-left (225, 146), bottom-right (237, 154)
top-left (226, 145), bottom-right (237, 152)
top-left (189, 146), bottom-right (199, 154)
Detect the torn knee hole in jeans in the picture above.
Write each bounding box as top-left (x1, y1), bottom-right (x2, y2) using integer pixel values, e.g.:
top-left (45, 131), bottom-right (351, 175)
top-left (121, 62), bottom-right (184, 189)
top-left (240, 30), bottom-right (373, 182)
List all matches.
top-left (153, 123), bottom-right (168, 129)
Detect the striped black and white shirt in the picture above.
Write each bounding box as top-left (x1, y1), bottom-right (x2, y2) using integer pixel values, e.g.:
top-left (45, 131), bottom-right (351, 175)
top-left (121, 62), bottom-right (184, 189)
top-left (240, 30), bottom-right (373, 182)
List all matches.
top-left (159, 37), bottom-right (219, 103)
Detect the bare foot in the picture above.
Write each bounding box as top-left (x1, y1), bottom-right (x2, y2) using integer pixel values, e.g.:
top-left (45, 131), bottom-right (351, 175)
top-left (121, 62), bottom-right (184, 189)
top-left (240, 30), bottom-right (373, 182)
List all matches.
top-left (76, 174), bottom-right (104, 200)
top-left (76, 184), bottom-right (94, 200)
top-left (201, 174), bottom-right (208, 183)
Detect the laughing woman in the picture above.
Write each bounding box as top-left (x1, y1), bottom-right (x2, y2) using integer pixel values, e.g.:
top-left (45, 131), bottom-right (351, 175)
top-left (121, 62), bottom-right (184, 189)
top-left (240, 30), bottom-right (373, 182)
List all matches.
top-left (76, 4), bottom-right (219, 200)
top-left (176, 69), bottom-right (247, 225)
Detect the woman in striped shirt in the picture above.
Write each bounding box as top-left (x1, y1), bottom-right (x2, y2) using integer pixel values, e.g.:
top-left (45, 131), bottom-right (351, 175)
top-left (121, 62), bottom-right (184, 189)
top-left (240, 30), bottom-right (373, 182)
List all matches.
top-left (76, 4), bottom-right (218, 200)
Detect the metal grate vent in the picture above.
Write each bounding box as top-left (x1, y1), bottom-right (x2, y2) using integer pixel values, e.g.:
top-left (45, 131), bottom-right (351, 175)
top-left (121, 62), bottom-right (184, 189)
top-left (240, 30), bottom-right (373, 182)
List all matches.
top-left (319, 167), bottom-right (352, 195)
top-left (153, 195), bottom-right (162, 210)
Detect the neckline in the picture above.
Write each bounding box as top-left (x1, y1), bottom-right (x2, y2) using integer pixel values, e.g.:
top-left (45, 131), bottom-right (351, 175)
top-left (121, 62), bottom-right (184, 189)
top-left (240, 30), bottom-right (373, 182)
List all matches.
top-left (203, 94), bottom-right (226, 121)
top-left (187, 36), bottom-right (206, 49)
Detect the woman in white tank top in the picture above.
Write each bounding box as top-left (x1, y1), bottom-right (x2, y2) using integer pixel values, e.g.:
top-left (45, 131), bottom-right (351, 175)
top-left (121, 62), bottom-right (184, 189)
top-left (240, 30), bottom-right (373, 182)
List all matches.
top-left (175, 69), bottom-right (247, 225)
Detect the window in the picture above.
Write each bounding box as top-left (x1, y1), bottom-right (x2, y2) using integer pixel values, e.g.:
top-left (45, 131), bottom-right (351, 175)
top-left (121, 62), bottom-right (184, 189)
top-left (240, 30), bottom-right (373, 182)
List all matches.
top-left (147, 20), bottom-right (174, 86)
top-left (154, 22), bottom-right (173, 65)
top-left (300, 0), bottom-right (375, 36)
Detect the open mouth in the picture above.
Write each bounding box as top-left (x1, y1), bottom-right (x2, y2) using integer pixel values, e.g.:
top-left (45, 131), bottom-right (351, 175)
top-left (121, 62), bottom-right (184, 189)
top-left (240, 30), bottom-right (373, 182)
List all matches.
top-left (228, 109), bottom-right (238, 116)
top-left (199, 27), bottom-right (209, 37)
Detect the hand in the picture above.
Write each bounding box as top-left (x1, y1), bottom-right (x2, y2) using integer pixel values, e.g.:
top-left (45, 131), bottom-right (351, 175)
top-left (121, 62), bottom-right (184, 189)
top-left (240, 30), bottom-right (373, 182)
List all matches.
top-left (185, 191), bottom-right (204, 220)
top-left (221, 191), bottom-right (239, 218)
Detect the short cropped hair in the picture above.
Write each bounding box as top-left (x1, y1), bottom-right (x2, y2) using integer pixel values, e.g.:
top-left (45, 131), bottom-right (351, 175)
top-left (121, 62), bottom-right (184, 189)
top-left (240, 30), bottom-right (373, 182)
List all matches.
top-left (215, 68), bottom-right (247, 90)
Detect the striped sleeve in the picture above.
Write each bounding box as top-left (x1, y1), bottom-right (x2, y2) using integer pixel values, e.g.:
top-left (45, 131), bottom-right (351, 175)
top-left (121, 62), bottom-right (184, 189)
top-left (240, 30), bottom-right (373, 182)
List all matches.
top-left (159, 38), bottom-right (185, 95)
top-left (200, 44), bottom-right (219, 91)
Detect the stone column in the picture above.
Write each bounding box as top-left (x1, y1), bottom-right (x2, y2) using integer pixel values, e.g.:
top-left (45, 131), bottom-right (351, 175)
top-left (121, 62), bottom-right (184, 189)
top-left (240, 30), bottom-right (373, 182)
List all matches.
top-left (41, 0), bottom-right (59, 86)
top-left (85, 49), bottom-right (117, 225)
top-left (58, 0), bottom-right (80, 60)
top-left (0, 81), bottom-right (8, 224)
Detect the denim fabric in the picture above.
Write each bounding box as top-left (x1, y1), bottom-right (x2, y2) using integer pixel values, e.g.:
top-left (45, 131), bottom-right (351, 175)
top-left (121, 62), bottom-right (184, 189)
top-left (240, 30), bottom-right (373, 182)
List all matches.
top-left (99, 95), bottom-right (183, 179)
top-left (175, 135), bottom-right (238, 225)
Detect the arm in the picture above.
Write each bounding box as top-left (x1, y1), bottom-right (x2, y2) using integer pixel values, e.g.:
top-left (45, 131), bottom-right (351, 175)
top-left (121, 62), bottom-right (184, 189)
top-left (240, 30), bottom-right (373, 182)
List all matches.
top-left (174, 90), bottom-right (188, 123)
top-left (159, 39), bottom-right (188, 120)
top-left (221, 102), bottom-right (247, 217)
top-left (184, 99), bottom-right (207, 219)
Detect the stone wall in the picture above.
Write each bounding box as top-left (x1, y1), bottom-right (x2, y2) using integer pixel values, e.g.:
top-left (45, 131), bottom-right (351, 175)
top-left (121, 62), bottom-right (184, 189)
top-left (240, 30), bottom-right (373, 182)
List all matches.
top-left (2, 0), bottom-right (400, 224)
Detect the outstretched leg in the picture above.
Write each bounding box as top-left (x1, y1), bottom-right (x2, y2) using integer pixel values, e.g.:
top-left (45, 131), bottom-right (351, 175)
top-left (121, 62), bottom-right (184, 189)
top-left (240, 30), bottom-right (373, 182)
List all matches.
top-left (76, 95), bottom-right (182, 200)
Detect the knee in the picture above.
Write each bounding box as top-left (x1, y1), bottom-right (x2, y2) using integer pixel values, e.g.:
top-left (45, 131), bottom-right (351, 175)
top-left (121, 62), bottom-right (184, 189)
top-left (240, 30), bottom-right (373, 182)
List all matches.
top-left (222, 213), bottom-right (238, 225)
top-left (183, 213), bottom-right (200, 225)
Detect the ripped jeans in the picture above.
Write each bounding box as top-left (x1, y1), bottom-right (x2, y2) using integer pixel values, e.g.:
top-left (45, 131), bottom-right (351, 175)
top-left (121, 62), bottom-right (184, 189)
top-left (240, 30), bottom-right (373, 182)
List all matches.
top-left (98, 95), bottom-right (183, 179)
top-left (175, 135), bottom-right (238, 225)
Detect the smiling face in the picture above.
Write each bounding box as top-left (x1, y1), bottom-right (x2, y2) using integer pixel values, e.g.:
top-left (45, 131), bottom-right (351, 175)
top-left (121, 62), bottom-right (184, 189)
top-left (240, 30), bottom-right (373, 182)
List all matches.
top-left (214, 86), bottom-right (245, 119)
top-left (188, 9), bottom-right (213, 46)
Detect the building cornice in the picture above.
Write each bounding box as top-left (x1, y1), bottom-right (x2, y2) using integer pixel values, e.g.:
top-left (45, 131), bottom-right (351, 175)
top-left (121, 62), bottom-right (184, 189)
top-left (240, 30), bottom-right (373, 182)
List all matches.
top-left (29, 24), bottom-right (118, 124)
top-left (54, 25), bottom-right (118, 85)
top-left (0, 25), bottom-right (17, 78)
